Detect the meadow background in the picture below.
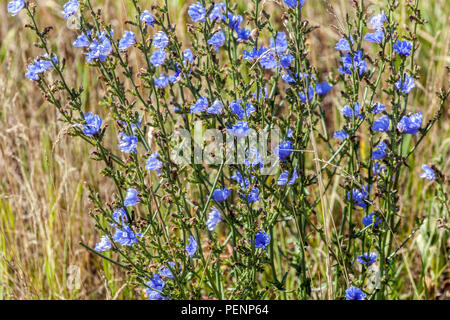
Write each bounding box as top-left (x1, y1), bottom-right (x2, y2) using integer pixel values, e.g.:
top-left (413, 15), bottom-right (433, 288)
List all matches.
top-left (0, 0), bottom-right (448, 299)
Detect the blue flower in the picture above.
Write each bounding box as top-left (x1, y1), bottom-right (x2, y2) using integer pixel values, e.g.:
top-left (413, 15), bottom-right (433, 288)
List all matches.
top-left (190, 96), bottom-right (209, 113)
top-left (270, 32), bottom-right (288, 55)
top-left (186, 235), bottom-right (197, 258)
top-left (341, 102), bottom-right (362, 119)
top-left (188, 2), bottom-right (206, 22)
top-left (150, 49), bottom-right (166, 66)
top-left (397, 112), bottom-right (422, 134)
top-left (159, 262), bottom-right (181, 279)
top-left (364, 29), bottom-right (384, 44)
top-left (393, 40), bottom-right (412, 56)
top-left (73, 32), bottom-right (90, 48)
top-left (316, 81), bottom-right (333, 96)
top-left (154, 73), bottom-right (170, 88)
top-left (227, 13), bottom-right (243, 31)
top-left (244, 147), bottom-right (263, 169)
top-left (283, 0), bottom-right (305, 8)
top-left (145, 152), bottom-right (163, 173)
top-left (243, 46), bottom-right (268, 61)
top-left (419, 164), bottom-right (435, 181)
top-left (153, 31), bottom-right (169, 49)
top-left (277, 169), bottom-right (298, 185)
top-left (334, 129), bottom-right (349, 140)
top-left (372, 115), bottom-right (390, 132)
top-left (206, 207), bottom-right (222, 231)
top-left (140, 10), bottom-right (155, 27)
top-left (210, 3), bottom-right (226, 21)
top-left (123, 188), bottom-right (140, 207)
top-left (259, 52), bottom-right (277, 69)
top-left (280, 53), bottom-right (294, 68)
top-left (395, 73), bottom-right (415, 94)
top-left (371, 102), bottom-right (386, 114)
top-left (247, 187), bottom-right (260, 203)
top-left (81, 112), bottom-right (102, 136)
top-left (25, 54), bottom-right (58, 81)
top-left (95, 236), bottom-right (112, 252)
top-left (236, 28), bottom-right (251, 42)
top-left (119, 31), bottom-right (135, 50)
top-left (230, 100), bottom-right (256, 119)
top-left (207, 30), bottom-right (225, 51)
top-left (86, 31), bottom-right (113, 62)
top-left (254, 231), bottom-right (270, 249)
top-left (113, 225), bottom-right (142, 246)
top-left (345, 286), bottom-right (366, 300)
top-left (274, 140), bottom-right (294, 161)
top-left (206, 100), bottom-right (223, 114)
top-left (335, 36), bottom-right (352, 51)
top-left (111, 207), bottom-right (128, 227)
top-left (118, 132), bottom-right (138, 153)
top-left (372, 141), bottom-right (388, 160)
top-left (183, 49), bottom-right (194, 64)
top-left (357, 252), bottom-right (377, 265)
top-left (232, 171), bottom-right (251, 189)
top-left (347, 185), bottom-right (371, 209)
top-left (373, 162), bottom-right (386, 176)
top-left (362, 212), bottom-right (381, 228)
top-left (338, 51), bottom-right (367, 75)
top-left (62, 0), bottom-right (79, 19)
top-left (370, 12), bottom-right (387, 30)
top-left (228, 121), bottom-right (250, 138)
top-left (212, 188), bottom-right (231, 202)
top-left (146, 274), bottom-right (166, 300)
top-left (8, 0), bottom-right (25, 16)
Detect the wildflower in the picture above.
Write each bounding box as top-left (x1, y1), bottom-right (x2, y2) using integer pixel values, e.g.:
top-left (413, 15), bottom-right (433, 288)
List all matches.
top-left (370, 12), bottom-right (387, 30)
top-left (372, 115), bottom-right (390, 132)
top-left (145, 152), bottom-right (163, 173)
top-left (270, 32), bottom-right (288, 55)
top-left (397, 112), bottom-right (422, 134)
top-left (227, 13), bottom-right (243, 31)
top-left (95, 236), bottom-right (112, 252)
top-left (316, 81), bottom-right (333, 96)
top-left (341, 102), bottom-right (362, 119)
top-left (393, 40), bottom-right (412, 56)
top-left (183, 49), bottom-right (194, 64)
top-left (212, 188), bottom-right (231, 202)
top-left (254, 231), bottom-right (270, 249)
top-left (111, 207), bottom-right (128, 227)
top-left (280, 53), bottom-right (294, 68)
top-left (247, 187), bottom-right (260, 203)
top-left (207, 30), bottom-right (225, 51)
top-left (232, 171), bottom-right (251, 189)
top-left (299, 85), bottom-right (315, 104)
top-left (123, 188), bottom-right (141, 207)
top-left (372, 141), bottom-right (388, 160)
top-left (230, 100), bottom-right (256, 119)
top-left (81, 112), bottom-right (102, 136)
top-left (362, 212), bottom-right (381, 228)
top-left (277, 169), bottom-right (299, 185)
top-left (8, 0), bottom-right (25, 16)
top-left (334, 129), bottom-right (349, 140)
top-left (190, 96), bottom-right (209, 113)
top-left (118, 31), bottom-right (136, 50)
top-left (62, 0), bottom-right (79, 19)
top-left (146, 274), bottom-right (166, 300)
top-left (154, 73), bottom-right (171, 88)
top-left (419, 164), bottom-right (435, 181)
top-left (364, 29), bottom-right (384, 44)
top-left (153, 31), bottom-right (169, 49)
top-left (338, 51), bottom-right (367, 75)
top-left (357, 252), bottom-right (377, 265)
top-left (244, 147), bottom-right (263, 169)
top-left (206, 207), bottom-right (222, 231)
top-left (186, 235), bottom-right (197, 258)
top-left (228, 121), bottom-right (250, 138)
top-left (118, 132), bottom-right (138, 153)
top-left (73, 32), bottom-right (90, 48)
top-left (274, 140), bottom-right (294, 161)
top-left (347, 185), bottom-right (371, 209)
top-left (210, 3), bottom-right (226, 21)
top-left (371, 102), bottom-right (386, 114)
top-left (345, 286), bottom-right (366, 300)
top-left (236, 28), bottom-right (251, 41)
top-left (150, 49), bottom-right (166, 66)
top-left (283, 0), bottom-right (305, 8)
top-left (373, 162), bottom-right (386, 176)
top-left (86, 31), bottom-right (113, 62)
top-left (395, 73), bottom-right (415, 94)
top-left (259, 52), bottom-right (277, 69)
top-left (335, 36), bottom-right (353, 51)
top-left (206, 100), bottom-right (223, 114)
top-left (113, 226), bottom-right (142, 246)
top-left (243, 46), bottom-right (268, 61)
top-left (140, 10), bottom-right (155, 27)
top-left (188, 2), bottom-right (206, 22)
top-left (159, 262), bottom-right (182, 279)
top-left (25, 54), bottom-right (58, 81)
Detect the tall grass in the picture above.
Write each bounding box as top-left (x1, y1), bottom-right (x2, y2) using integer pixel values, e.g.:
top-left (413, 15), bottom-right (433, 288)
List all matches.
top-left (0, 0), bottom-right (448, 299)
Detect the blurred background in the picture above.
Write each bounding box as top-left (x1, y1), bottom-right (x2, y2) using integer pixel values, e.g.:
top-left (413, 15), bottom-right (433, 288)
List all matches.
top-left (0, 0), bottom-right (448, 299)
